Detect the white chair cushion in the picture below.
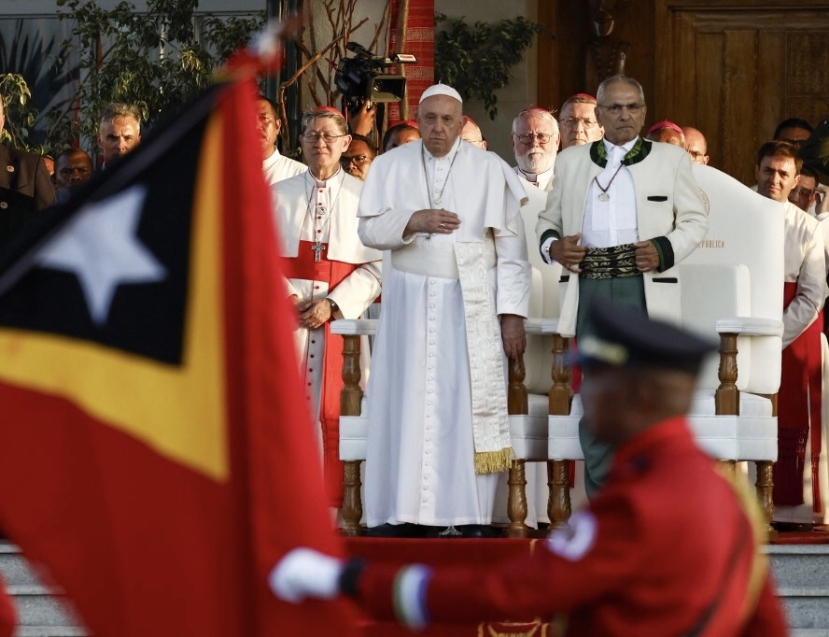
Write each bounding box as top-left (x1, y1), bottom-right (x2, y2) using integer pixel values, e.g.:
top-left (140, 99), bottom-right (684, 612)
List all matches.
top-left (689, 415), bottom-right (777, 462)
top-left (339, 396), bottom-right (369, 461)
top-left (690, 388), bottom-right (773, 418)
top-left (510, 393), bottom-right (550, 460)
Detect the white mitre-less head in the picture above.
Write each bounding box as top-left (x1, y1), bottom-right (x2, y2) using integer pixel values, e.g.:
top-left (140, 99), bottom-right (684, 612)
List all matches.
top-left (419, 84), bottom-right (463, 105)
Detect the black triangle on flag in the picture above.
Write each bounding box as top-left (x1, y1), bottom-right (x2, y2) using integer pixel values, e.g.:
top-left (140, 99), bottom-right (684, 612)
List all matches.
top-left (0, 84), bottom-right (226, 365)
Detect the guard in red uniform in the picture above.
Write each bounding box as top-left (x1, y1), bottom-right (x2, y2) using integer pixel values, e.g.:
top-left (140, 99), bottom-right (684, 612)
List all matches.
top-left (270, 299), bottom-right (789, 636)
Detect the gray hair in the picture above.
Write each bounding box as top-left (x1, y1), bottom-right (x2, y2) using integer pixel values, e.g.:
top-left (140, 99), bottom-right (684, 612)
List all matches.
top-left (511, 107), bottom-right (559, 135)
top-left (99, 102), bottom-right (143, 132)
top-left (596, 75), bottom-right (646, 107)
top-left (300, 109), bottom-right (348, 136)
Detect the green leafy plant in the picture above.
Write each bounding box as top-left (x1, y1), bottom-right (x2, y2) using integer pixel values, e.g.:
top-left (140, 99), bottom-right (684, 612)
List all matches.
top-left (0, 19), bottom-right (75, 153)
top-left (0, 73), bottom-right (37, 149)
top-left (435, 14), bottom-right (551, 119)
top-left (53, 0), bottom-right (265, 151)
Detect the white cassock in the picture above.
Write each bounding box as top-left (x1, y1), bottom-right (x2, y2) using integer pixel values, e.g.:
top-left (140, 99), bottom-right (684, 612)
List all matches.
top-left (358, 138), bottom-right (531, 527)
top-left (263, 149), bottom-right (307, 186)
top-left (774, 201), bottom-right (826, 523)
top-left (272, 169), bottom-right (382, 503)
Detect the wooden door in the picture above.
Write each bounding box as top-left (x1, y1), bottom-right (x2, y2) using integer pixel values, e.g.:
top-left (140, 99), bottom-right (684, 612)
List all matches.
top-left (655, 1), bottom-right (829, 185)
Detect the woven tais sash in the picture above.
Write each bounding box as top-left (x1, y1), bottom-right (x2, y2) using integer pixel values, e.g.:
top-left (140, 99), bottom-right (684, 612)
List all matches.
top-left (579, 243), bottom-right (638, 280)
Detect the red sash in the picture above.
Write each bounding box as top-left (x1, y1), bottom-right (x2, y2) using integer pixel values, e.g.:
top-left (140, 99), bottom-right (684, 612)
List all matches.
top-left (282, 240), bottom-right (360, 508)
top-left (774, 281), bottom-right (824, 513)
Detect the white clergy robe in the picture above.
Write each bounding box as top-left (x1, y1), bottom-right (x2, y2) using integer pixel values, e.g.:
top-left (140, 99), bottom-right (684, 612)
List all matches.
top-left (263, 149), bottom-right (307, 186)
top-left (271, 170), bottom-right (381, 503)
top-left (358, 139), bottom-right (531, 527)
top-left (514, 165), bottom-right (554, 192)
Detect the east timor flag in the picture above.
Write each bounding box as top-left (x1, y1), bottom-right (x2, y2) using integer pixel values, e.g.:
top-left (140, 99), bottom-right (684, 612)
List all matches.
top-left (0, 77), bottom-right (354, 636)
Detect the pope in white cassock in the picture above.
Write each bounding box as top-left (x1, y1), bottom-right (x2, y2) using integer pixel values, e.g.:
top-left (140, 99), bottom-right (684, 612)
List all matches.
top-left (272, 107), bottom-right (382, 508)
top-left (357, 84), bottom-right (531, 537)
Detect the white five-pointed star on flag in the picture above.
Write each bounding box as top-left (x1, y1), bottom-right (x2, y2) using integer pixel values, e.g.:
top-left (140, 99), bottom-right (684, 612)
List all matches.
top-left (36, 185), bottom-right (167, 325)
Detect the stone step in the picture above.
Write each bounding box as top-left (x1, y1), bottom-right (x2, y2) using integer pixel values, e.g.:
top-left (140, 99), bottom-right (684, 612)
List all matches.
top-left (2, 542), bottom-right (829, 633)
top-left (0, 544), bottom-right (40, 587)
top-left (767, 545), bottom-right (829, 630)
top-left (7, 586), bottom-right (78, 629)
top-left (767, 545), bottom-right (829, 589)
top-left (14, 628), bottom-right (88, 637)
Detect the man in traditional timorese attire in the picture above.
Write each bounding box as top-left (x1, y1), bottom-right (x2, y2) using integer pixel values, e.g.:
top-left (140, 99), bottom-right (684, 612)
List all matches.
top-left (754, 140), bottom-right (827, 524)
top-left (269, 300), bottom-right (789, 636)
top-left (537, 74), bottom-right (708, 495)
top-left (272, 106), bottom-right (382, 509)
top-left (356, 84), bottom-right (531, 538)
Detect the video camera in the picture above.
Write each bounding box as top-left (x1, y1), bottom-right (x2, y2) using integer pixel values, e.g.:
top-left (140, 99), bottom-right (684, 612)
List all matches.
top-left (335, 42), bottom-right (416, 116)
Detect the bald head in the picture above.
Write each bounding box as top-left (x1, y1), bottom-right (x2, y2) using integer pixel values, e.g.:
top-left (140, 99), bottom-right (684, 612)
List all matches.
top-left (461, 117), bottom-right (487, 149)
top-left (682, 126), bottom-right (709, 165)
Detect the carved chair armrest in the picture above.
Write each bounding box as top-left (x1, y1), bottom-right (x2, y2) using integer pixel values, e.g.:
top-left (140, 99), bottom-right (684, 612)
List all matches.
top-left (330, 318), bottom-right (379, 336)
top-left (715, 317), bottom-right (784, 337)
top-left (713, 318), bottom-right (782, 416)
top-left (524, 317), bottom-right (562, 336)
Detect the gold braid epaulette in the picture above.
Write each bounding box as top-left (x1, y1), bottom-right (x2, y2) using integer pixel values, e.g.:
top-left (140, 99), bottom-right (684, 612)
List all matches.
top-left (714, 463), bottom-right (770, 625)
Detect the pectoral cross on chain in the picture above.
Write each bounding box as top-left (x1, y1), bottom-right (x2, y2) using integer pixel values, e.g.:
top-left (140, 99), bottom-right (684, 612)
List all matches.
top-left (312, 242), bottom-right (326, 263)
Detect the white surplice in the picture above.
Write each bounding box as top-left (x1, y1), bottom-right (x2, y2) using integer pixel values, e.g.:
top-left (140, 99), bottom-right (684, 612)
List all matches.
top-left (358, 139), bottom-right (530, 527)
top-left (263, 149), bottom-right (307, 186)
top-left (272, 170), bottom-right (381, 428)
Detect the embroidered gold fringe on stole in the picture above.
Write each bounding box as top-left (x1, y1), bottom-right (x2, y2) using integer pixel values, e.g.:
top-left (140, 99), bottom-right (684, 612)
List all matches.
top-left (475, 447), bottom-right (514, 474)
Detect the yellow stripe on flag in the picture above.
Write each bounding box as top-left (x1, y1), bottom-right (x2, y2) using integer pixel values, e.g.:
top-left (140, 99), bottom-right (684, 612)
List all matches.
top-left (0, 110), bottom-right (229, 481)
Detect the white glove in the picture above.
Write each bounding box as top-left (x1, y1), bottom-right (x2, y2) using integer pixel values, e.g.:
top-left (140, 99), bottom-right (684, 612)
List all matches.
top-left (268, 547), bottom-right (344, 603)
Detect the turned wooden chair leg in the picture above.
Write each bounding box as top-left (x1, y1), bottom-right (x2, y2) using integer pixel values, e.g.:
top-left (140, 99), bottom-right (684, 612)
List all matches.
top-left (507, 356), bottom-right (530, 536)
top-left (548, 460), bottom-right (571, 529)
top-left (755, 460), bottom-right (776, 539)
top-left (548, 334), bottom-right (573, 528)
top-left (507, 460), bottom-right (529, 538)
top-left (341, 460), bottom-right (363, 537)
top-left (339, 333), bottom-right (364, 536)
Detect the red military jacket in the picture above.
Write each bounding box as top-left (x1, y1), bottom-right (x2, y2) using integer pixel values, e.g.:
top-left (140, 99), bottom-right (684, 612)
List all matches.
top-left (355, 417), bottom-right (788, 635)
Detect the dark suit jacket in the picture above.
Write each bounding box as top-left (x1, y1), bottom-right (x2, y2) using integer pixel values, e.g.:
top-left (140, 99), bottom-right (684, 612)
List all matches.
top-left (0, 144), bottom-right (55, 244)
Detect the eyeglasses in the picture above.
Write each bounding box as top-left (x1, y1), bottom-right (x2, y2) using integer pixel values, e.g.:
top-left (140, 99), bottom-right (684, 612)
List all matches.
top-left (340, 154), bottom-right (369, 166)
top-left (301, 132), bottom-right (347, 144)
top-left (514, 132), bottom-right (554, 145)
top-left (779, 138), bottom-right (807, 147)
top-left (561, 117), bottom-right (598, 129)
top-left (597, 103), bottom-right (645, 115)
top-left (687, 150), bottom-right (707, 161)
